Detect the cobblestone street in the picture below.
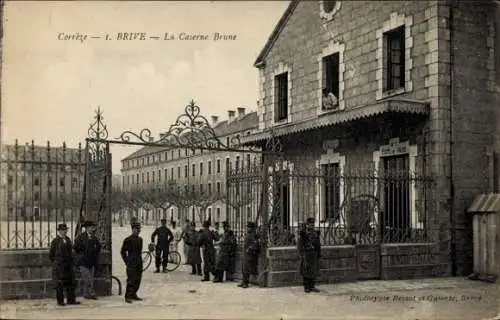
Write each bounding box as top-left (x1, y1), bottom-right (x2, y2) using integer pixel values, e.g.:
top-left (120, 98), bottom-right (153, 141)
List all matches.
top-left (1, 225), bottom-right (498, 320)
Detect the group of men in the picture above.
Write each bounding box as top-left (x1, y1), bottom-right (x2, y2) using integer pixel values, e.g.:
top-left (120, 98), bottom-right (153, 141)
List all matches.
top-left (50, 215), bottom-right (322, 306)
top-left (48, 220), bottom-right (101, 306)
top-left (181, 219), bottom-right (240, 283)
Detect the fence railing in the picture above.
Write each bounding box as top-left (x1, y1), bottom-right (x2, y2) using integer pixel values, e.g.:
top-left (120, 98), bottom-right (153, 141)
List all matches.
top-left (0, 141), bottom-right (85, 249)
top-left (227, 162), bottom-right (434, 247)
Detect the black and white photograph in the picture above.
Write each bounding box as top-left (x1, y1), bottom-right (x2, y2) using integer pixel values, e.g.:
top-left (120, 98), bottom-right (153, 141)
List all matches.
top-left (0, 1), bottom-right (499, 319)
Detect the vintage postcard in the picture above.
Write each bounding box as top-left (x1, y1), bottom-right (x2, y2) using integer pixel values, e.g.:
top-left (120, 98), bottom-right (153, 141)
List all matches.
top-left (1, 1), bottom-right (499, 319)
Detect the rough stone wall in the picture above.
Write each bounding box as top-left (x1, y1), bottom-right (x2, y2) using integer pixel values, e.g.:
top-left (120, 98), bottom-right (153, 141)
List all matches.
top-left (447, 1), bottom-right (500, 276)
top-left (0, 250), bottom-right (112, 300)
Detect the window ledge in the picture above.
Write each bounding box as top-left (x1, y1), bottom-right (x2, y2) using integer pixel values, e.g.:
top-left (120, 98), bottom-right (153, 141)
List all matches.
top-left (378, 87), bottom-right (406, 101)
top-left (272, 119), bottom-right (289, 127)
top-left (317, 106), bottom-right (341, 117)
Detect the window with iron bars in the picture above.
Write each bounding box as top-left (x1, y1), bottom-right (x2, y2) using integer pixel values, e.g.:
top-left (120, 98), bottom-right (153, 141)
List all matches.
top-left (385, 26), bottom-right (405, 91)
top-left (322, 52), bottom-right (340, 110)
top-left (274, 72), bottom-right (288, 122)
top-left (322, 163), bottom-right (341, 222)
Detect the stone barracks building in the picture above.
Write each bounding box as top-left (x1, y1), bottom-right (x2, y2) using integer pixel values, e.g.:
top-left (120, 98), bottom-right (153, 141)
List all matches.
top-left (237, 0), bottom-right (500, 286)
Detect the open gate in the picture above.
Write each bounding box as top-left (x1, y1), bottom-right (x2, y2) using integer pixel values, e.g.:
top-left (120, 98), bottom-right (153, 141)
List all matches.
top-left (77, 108), bottom-right (113, 296)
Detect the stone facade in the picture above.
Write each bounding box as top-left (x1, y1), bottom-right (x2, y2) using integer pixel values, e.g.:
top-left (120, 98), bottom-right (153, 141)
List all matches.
top-left (244, 0), bottom-right (500, 282)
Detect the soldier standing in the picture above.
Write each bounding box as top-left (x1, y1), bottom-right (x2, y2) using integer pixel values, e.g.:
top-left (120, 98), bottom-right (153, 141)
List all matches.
top-left (151, 218), bottom-right (174, 273)
top-left (74, 220), bottom-right (101, 300)
top-left (181, 219), bottom-right (190, 264)
top-left (121, 222), bottom-right (144, 303)
top-left (169, 220), bottom-right (182, 255)
top-left (198, 220), bottom-right (219, 282)
top-left (49, 223), bottom-right (80, 306)
top-left (213, 221), bottom-right (237, 282)
top-left (238, 222), bottom-right (260, 289)
top-left (185, 222), bottom-right (202, 275)
top-left (297, 217), bottom-right (321, 293)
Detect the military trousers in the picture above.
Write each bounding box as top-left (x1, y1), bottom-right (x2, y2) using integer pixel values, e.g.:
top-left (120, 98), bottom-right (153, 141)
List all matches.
top-left (125, 265), bottom-right (143, 299)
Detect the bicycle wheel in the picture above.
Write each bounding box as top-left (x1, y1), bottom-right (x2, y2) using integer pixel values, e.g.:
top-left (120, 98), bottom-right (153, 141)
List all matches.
top-left (111, 275), bottom-right (122, 296)
top-left (166, 251), bottom-right (181, 272)
top-left (142, 251), bottom-right (152, 272)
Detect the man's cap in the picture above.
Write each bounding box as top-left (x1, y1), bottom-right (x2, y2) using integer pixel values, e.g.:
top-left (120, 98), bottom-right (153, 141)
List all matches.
top-left (57, 223), bottom-right (68, 231)
top-left (160, 218), bottom-right (167, 223)
top-left (131, 222), bottom-right (141, 229)
top-left (247, 221), bottom-right (256, 228)
top-left (84, 220), bottom-right (96, 227)
top-left (306, 217), bottom-right (315, 224)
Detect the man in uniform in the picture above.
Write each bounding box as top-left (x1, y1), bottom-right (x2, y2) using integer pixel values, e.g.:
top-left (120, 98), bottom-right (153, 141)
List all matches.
top-left (121, 222), bottom-right (144, 303)
top-left (169, 220), bottom-right (182, 254)
top-left (297, 217), bottom-right (321, 293)
top-left (213, 221), bottom-right (237, 282)
top-left (74, 220), bottom-right (101, 300)
top-left (49, 223), bottom-right (80, 306)
top-left (181, 219), bottom-right (190, 264)
top-left (197, 220), bottom-right (219, 282)
top-left (150, 218), bottom-right (174, 273)
top-left (238, 221), bottom-right (260, 289)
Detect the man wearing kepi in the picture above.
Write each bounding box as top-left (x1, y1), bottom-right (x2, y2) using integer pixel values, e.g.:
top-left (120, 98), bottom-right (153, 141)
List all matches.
top-left (213, 221), bottom-right (237, 283)
top-left (197, 220), bottom-right (219, 282)
top-left (74, 220), bottom-right (101, 300)
top-left (49, 223), bottom-right (80, 306)
top-left (151, 218), bottom-right (174, 273)
top-left (297, 217), bottom-right (321, 293)
top-left (121, 222), bottom-right (144, 303)
top-left (238, 221), bottom-right (260, 288)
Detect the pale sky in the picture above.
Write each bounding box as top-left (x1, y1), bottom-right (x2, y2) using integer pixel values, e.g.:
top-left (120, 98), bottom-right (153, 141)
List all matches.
top-left (1, 0), bottom-right (289, 172)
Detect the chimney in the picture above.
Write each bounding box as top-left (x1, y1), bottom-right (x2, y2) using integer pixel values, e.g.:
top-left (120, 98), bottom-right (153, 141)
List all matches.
top-left (211, 116), bottom-right (219, 126)
top-left (228, 110), bottom-right (236, 123)
top-left (237, 107), bottom-right (246, 118)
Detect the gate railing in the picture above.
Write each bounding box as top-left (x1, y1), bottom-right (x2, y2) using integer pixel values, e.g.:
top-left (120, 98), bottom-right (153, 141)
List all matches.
top-left (0, 141), bottom-right (85, 249)
top-left (227, 161), bottom-right (434, 247)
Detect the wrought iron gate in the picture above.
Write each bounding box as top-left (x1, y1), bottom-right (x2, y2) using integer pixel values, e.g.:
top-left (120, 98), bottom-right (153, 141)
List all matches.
top-left (78, 108), bottom-right (113, 296)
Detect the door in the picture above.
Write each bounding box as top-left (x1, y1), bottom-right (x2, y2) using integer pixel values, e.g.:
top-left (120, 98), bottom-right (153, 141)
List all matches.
top-left (382, 154), bottom-right (410, 243)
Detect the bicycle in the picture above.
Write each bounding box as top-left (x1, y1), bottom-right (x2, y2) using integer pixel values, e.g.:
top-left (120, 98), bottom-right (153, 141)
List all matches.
top-left (142, 244), bottom-right (182, 272)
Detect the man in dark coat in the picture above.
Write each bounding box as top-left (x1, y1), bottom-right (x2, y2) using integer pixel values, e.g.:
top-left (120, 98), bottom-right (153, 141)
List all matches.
top-left (297, 217), bottom-right (321, 293)
top-left (150, 218), bottom-right (174, 273)
top-left (181, 219), bottom-right (190, 264)
top-left (49, 223), bottom-right (80, 306)
top-left (121, 222), bottom-right (144, 303)
top-left (213, 221), bottom-right (237, 283)
top-left (74, 220), bottom-right (101, 299)
top-left (238, 221), bottom-right (260, 289)
top-left (197, 220), bottom-right (219, 282)
top-left (184, 222), bottom-right (202, 275)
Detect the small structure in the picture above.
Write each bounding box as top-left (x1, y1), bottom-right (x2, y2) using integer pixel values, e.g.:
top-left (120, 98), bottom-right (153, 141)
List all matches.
top-left (467, 193), bottom-right (500, 283)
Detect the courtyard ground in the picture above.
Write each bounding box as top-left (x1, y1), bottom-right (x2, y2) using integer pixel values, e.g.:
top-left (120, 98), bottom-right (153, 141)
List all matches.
top-left (0, 224), bottom-right (498, 319)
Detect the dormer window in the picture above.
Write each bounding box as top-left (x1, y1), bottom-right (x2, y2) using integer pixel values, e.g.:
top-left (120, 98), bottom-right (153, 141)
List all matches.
top-left (320, 1), bottom-right (341, 21)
